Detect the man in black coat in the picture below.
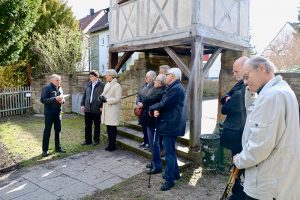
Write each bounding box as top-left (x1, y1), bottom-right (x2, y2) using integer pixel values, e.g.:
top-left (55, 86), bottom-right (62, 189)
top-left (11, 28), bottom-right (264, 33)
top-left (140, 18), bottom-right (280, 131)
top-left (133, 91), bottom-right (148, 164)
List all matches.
top-left (220, 56), bottom-right (248, 200)
top-left (40, 74), bottom-right (66, 157)
top-left (149, 68), bottom-right (186, 191)
top-left (80, 70), bottom-right (105, 146)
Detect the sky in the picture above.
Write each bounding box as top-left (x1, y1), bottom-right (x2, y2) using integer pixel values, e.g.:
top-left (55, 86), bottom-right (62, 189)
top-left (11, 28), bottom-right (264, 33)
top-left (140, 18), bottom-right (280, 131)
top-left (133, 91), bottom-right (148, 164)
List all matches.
top-left (66, 0), bottom-right (299, 54)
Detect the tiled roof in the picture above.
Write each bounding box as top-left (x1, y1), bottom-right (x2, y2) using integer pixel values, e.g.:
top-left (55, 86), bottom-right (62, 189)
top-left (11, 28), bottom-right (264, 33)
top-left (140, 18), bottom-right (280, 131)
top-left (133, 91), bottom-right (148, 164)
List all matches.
top-left (89, 13), bottom-right (109, 33)
top-left (79, 10), bottom-right (101, 30)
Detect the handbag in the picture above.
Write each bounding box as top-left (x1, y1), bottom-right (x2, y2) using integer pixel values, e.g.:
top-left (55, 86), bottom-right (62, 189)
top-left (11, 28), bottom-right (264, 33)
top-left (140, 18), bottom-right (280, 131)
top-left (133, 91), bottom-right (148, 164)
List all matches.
top-left (134, 106), bottom-right (143, 117)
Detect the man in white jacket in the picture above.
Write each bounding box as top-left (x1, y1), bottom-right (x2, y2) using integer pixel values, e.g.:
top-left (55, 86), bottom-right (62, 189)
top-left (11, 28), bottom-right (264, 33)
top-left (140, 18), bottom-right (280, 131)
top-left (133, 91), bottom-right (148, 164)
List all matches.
top-left (233, 56), bottom-right (300, 200)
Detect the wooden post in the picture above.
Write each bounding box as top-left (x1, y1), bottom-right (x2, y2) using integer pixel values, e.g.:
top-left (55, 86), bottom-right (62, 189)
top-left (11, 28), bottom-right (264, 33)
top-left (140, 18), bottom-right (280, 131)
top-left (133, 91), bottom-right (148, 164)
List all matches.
top-left (189, 36), bottom-right (203, 163)
top-left (109, 52), bottom-right (118, 69)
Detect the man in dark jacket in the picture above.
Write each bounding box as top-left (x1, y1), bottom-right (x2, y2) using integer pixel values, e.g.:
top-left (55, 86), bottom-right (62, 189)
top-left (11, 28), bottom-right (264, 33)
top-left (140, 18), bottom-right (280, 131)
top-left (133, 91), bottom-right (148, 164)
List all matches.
top-left (140, 74), bottom-right (166, 174)
top-left (40, 74), bottom-right (66, 157)
top-left (80, 70), bottom-right (105, 146)
top-left (149, 68), bottom-right (186, 191)
top-left (136, 70), bottom-right (156, 149)
top-left (220, 56), bottom-right (248, 200)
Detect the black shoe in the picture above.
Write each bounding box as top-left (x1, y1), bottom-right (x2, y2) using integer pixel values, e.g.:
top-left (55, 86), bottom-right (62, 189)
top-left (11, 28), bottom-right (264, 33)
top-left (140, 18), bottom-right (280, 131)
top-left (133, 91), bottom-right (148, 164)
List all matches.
top-left (147, 168), bottom-right (162, 175)
top-left (105, 146), bottom-right (110, 151)
top-left (93, 141), bottom-right (100, 146)
top-left (163, 174), bottom-right (180, 180)
top-left (139, 142), bottom-right (146, 148)
top-left (108, 147), bottom-right (118, 152)
top-left (146, 163), bottom-right (152, 168)
top-left (81, 142), bottom-right (92, 146)
top-left (160, 181), bottom-right (174, 191)
top-left (55, 148), bottom-right (66, 153)
top-left (42, 151), bottom-right (49, 157)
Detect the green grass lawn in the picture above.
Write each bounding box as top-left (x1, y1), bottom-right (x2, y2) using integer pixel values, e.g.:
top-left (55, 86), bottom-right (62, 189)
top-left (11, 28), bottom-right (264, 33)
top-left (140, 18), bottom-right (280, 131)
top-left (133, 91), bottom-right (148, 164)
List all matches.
top-left (0, 113), bottom-right (107, 168)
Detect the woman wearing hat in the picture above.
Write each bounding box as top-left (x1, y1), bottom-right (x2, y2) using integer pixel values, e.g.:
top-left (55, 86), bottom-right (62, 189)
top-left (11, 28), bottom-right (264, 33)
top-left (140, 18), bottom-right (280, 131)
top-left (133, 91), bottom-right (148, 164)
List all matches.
top-left (99, 69), bottom-right (122, 151)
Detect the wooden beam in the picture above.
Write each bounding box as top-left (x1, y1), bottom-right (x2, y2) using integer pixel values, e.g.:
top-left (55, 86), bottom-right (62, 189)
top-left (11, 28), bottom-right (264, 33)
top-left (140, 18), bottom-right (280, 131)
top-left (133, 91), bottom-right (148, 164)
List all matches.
top-left (164, 47), bottom-right (190, 77)
top-left (114, 51), bottom-right (134, 72)
top-left (109, 52), bottom-right (118, 69)
top-left (110, 37), bottom-right (192, 52)
top-left (203, 48), bottom-right (222, 77)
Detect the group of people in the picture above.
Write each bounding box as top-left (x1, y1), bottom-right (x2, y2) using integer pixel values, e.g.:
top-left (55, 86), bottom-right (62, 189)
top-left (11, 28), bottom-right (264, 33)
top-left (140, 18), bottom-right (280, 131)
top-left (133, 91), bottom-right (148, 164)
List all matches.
top-left (221, 56), bottom-right (300, 200)
top-left (40, 55), bottom-right (300, 197)
top-left (40, 69), bottom-right (122, 157)
top-left (135, 65), bottom-right (186, 191)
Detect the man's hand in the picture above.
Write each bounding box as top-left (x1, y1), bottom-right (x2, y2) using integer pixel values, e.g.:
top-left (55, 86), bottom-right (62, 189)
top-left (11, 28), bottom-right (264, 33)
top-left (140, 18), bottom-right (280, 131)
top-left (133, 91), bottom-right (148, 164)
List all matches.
top-left (154, 110), bottom-right (160, 117)
top-left (225, 96), bottom-right (231, 102)
top-left (81, 106), bottom-right (85, 111)
top-left (56, 96), bottom-right (63, 102)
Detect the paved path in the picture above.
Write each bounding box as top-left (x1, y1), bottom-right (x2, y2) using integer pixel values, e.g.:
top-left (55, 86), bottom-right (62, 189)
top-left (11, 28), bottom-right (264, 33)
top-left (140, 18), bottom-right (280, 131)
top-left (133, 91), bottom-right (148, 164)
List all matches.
top-left (0, 149), bottom-right (147, 200)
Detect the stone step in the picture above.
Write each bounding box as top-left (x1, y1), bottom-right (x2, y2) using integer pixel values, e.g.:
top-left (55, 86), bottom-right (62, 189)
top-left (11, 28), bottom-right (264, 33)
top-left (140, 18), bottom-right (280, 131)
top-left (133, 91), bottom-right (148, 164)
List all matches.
top-left (117, 126), bottom-right (191, 160)
top-left (113, 134), bottom-right (192, 170)
top-left (123, 121), bottom-right (190, 146)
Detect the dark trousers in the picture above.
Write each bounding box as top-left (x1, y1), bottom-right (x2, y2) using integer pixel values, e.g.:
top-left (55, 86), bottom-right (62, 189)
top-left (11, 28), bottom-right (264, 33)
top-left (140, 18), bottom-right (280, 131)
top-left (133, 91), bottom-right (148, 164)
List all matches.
top-left (142, 125), bottom-right (149, 144)
top-left (162, 136), bottom-right (179, 184)
top-left (42, 114), bottom-right (61, 152)
top-left (107, 125), bottom-right (117, 148)
top-left (84, 112), bottom-right (101, 144)
top-left (231, 151), bottom-right (246, 200)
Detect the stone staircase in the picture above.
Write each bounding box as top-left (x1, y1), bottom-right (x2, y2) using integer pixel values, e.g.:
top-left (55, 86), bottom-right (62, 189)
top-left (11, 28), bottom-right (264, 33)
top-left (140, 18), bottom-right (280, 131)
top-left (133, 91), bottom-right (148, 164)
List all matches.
top-left (114, 121), bottom-right (193, 170)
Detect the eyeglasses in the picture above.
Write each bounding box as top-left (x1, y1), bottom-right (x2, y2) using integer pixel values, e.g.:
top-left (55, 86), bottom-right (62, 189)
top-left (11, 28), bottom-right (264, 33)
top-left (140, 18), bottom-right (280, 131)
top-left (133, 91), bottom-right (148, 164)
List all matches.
top-left (243, 68), bottom-right (257, 81)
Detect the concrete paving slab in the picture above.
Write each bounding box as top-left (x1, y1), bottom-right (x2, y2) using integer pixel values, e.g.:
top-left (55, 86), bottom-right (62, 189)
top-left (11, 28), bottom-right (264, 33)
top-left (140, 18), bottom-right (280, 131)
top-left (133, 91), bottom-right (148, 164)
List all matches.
top-left (73, 168), bottom-right (115, 185)
top-left (12, 188), bottom-right (58, 200)
top-left (0, 178), bottom-right (39, 200)
top-left (53, 181), bottom-right (98, 200)
top-left (0, 148), bottom-right (148, 200)
top-left (94, 176), bottom-right (123, 190)
top-left (37, 174), bottom-right (82, 192)
top-left (21, 166), bottom-right (62, 184)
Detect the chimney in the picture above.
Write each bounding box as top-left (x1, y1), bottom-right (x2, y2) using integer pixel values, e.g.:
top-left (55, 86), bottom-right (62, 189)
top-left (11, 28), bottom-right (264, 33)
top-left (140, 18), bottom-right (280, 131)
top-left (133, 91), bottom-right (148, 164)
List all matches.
top-left (90, 8), bottom-right (94, 16)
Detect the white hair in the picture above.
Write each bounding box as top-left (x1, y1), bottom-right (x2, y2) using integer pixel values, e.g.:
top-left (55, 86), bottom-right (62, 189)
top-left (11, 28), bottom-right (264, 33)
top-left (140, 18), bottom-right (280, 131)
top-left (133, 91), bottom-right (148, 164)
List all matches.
top-left (49, 74), bottom-right (61, 81)
top-left (245, 56), bottom-right (277, 73)
top-left (167, 68), bottom-right (182, 80)
top-left (105, 69), bottom-right (118, 78)
top-left (146, 70), bottom-right (156, 81)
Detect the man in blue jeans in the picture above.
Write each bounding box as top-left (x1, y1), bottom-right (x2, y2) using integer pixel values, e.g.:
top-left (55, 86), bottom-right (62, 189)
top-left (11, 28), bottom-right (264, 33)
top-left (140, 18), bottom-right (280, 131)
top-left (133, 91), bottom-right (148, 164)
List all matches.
top-left (149, 68), bottom-right (186, 191)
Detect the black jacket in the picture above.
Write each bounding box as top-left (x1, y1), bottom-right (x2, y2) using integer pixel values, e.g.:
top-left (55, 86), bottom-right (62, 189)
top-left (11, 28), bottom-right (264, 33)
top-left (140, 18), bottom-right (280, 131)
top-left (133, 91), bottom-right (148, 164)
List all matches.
top-left (81, 80), bottom-right (105, 114)
top-left (40, 83), bottom-right (62, 115)
top-left (220, 80), bottom-right (246, 153)
top-left (140, 86), bottom-right (165, 127)
top-left (149, 80), bottom-right (186, 136)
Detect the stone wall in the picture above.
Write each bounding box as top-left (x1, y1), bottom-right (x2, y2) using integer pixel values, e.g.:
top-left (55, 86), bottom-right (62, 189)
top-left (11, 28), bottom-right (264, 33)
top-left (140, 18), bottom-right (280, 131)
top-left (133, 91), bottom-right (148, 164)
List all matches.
top-left (276, 73), bottom-right (300, 105)
top-left (118, 54), bottom-right (177, 124)
top-left (31, 73), bottom-right (90, 114)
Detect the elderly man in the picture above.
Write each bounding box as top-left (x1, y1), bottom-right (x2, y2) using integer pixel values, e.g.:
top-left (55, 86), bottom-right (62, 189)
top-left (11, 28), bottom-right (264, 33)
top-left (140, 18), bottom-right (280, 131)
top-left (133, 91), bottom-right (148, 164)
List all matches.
top-left (40, 74), bottom-right (66, 157)
top-left (149, 68), bottom-right (186, 191)
top-left (136, 70), bottom-right (156, 149)
top-left (233, 56), bottom-right (300, 200)
top-left (140, 74), bottom-right (166, 174)
top-left (99, 69), bottom-right (122, 151)
top-left (159, 65), bottom-right (170, 74)
top-left (220, 56), bottom-right (248, 199)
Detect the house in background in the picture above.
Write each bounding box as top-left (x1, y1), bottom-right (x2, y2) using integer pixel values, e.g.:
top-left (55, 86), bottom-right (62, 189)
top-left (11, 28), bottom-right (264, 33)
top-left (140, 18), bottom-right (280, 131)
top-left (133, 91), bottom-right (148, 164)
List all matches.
top-left (262, 22), bottom-right (299, 57)
top-left (79, 8), bottom-right (140, 75)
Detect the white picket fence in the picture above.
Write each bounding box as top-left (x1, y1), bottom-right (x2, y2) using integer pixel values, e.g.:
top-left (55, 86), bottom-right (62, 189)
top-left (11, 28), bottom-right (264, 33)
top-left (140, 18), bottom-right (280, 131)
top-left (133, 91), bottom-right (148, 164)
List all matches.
top-left (0, 87), bottom-right (32, 117)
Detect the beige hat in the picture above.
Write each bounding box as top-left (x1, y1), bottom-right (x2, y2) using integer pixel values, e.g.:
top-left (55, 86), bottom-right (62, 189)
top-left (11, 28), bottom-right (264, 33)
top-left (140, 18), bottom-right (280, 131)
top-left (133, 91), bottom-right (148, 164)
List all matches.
top-left (105, 69), bottom-right (118, 78)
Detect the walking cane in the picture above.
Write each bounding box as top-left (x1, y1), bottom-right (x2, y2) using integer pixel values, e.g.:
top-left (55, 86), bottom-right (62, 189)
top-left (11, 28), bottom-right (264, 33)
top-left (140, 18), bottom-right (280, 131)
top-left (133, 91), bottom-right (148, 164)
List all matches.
top-left (148, 116), bottom-right (157, 188)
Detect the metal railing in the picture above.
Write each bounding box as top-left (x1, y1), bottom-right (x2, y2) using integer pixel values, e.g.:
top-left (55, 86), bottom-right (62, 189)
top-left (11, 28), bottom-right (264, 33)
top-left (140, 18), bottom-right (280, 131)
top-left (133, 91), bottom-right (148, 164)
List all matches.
top-left (0, 87), bottom-right (32, 117)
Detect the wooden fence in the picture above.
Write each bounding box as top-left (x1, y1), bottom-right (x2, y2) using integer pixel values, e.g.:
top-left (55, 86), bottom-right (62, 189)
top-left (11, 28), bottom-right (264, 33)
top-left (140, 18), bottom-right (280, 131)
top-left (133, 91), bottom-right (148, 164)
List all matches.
top-left (0, 87), bottom-right (32, 117)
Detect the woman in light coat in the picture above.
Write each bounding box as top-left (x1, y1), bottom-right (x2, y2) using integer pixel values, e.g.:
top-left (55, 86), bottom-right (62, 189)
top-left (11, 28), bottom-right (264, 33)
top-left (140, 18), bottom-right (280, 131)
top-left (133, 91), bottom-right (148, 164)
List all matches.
top-left (100, 69), bottom-right (122, 151)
